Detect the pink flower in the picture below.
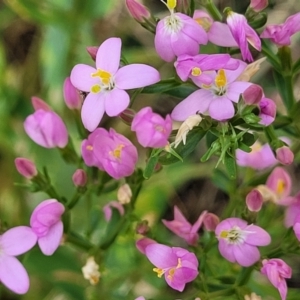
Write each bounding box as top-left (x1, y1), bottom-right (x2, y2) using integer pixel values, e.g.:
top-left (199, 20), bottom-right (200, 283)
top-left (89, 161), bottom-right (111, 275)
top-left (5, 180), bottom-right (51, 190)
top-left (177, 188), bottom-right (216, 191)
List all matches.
top-left (24, 100), bottom-right (68, 148)
top-left (154, 2), bottom-right (207, 62)
top-left (246, 189), bottom-right (263, 212)
top-left (92, 128), bottom-right (138, 179)
top-left (71, 37), bottom-right (160, 132)
top-left (284, 193), bottom-right (300, 227)
top-left (136, 237), bottom-right (157, 254)
top-left (63, 77), bottom-right (82, 110)
top-left (162, 206), bottom-right (207, 245)
top-left (226, 11), bottom-right (261, 62)
top-left (258, 97), bottom-right (276, 126)
top-left (261, 12), bottom-right (300, 46)
top-left (276, 146), bottom-right (294, 166)
top-left (103, 201), bottom-right (125, 222)
top-left (125, 0), bottom-right (150, 22)
top-left (15, 157), bottom-right (38, 179)
top-left (0, 226), bottom-right (37, 294)
top-left (216, 218), bottom-right (271, 266)
top-left (30, 199), bottom-right (65, 256)
top-left (144, 243), bottom-right (199, 291)
top-left (293, 214), bottom-right (300, 241)
top-left (72, 169), bottom-right (87, 187)
top-left (236, 141), bottom-right (277, 170)
top-left (131, 107), bottom-right (172, 148)
top-left (171, 60), bottom-right (252, 121)
top-left (203, 213), bottom-right (220, 231)
top-left (261, 259), bottom-right (292, 300)
top-left (249, 0), bottom-right (268, 12)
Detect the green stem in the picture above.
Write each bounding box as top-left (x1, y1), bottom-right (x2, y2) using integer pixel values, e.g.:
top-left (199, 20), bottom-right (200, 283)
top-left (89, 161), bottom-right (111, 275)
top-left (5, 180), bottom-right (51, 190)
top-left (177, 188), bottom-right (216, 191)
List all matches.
top-left (67, 231), bottom-right (94, 251)
top-left (235, 266), bottom-right (254, 286)
top-left (205, 0), bottom-right (222, 21)
top-left (206, 288), bottom-right (235, 299)
top-left (261, 40), bottom-right (281, 72)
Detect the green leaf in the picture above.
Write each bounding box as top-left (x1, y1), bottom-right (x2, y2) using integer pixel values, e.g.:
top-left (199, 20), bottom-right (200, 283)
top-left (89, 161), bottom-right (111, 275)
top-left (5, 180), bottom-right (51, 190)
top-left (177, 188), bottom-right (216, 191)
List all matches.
top-left (142, 80), bottom-right (179, 94)
top-left (224, 152), bottom-right (236, 179)
top-left (212, 169), bottom-right (234, 193)
top-left (238, 142), bottom-right (252, 152)
top-left (162, 84), bottom-right (198, 98)
top-left (240, 132), bottom-right (255, 147)
top-left (143, 154), bottom-right (159, 179)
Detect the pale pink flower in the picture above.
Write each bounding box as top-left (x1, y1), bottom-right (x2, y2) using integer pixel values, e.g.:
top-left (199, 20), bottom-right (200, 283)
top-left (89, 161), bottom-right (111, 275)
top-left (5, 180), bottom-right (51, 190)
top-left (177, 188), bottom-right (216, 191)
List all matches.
top-left (249, 0), bottom-right (268, 12)
top-left (15, 157), bottom-right (37, 179)
top-left (171, 60), bottom-right (252, 121)
top-left (261, 12), bottom-right (300, 46)
top-left (162, 206), bottom-right (207, 245)
top-left (131, 107), bottom-right (172, 148)
top-left (216, 218), bottom-right (271, 266)
top-left (125, 0), bottom-right (150, 22)
top-left (71, 37), bottom-right (160, 132)
top-left (276, 146), bottom-right (294, 166)
top-left (154, 2), bottom-right (207, 62)
top-left (30, 199), bottom-right (65, 256)
top-left (0, 226), bottom-right (37, 294)
top-left (144, 243), bottom-right (199, 291)
top-left (261, 258), bottom-right (292, 300)
top-left (103, 201), bottom-right (125, 222)
top-left (63, 77), bottom-right (82, 110)
top-left (226, 11), bottom-right (261, 62)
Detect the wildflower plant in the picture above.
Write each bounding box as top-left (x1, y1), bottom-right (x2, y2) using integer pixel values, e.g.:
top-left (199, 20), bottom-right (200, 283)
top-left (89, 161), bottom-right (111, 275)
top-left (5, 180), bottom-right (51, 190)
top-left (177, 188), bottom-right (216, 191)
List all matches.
top-left (2, 0), bottom-right (300, 299)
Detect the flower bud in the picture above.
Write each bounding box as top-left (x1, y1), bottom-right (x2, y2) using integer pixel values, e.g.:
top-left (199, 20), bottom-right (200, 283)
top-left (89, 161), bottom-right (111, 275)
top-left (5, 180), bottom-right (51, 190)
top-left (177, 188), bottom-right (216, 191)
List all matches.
top-left (117, 183), bottom-right (132, 204)
top-left (31, 96), bottom-right (51, 111)
top-left (125, 0), bottom-right (150, 22)
top-left (86, 46), bottom-right (98, 61)
top-left (103, 201), bottom-right (125, 222)
top-left (203, 213), bottom-right (220, 231)
top-left (82, 257), bottom-right (101, 285)
top-left (258, 97), bottom-right (276, 126)
top-left (118, 108), bottom-right (136, 126)
top-left (136, 220), bottom-right (150, 235)
top-left (246, 189), bottom-right (263, 212)
top-left (63, 77), bottom-right (82, 110)
top-left (249, 0), bottom-right (268, 12)
top-left (242, 84), bottom-right (263, 105)
top-left (276, 146), bottom-right (294, 165)
top-left (15, 157), bottom-right (37, 179)
top-left (72, 169), bottom-right (87, 187)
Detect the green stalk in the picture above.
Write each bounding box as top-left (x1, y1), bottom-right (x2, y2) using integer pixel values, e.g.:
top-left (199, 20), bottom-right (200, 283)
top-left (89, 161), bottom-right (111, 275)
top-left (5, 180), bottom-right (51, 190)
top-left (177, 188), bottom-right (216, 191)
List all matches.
top-left (205, 0), bottom-right (222, 21)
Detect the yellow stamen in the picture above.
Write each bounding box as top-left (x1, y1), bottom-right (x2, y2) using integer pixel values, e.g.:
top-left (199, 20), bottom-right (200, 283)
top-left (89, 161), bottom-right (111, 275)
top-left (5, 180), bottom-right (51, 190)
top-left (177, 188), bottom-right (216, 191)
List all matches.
top-left (92, 69), bottom-right (112, 85)
top-left (167, 268), bottom-right (176, 280)
top-left (276, 179), bottom-right (285, 195)
top-left (220, 230), bottom-right (229, 238)
top-left (202, 84), bottom-right (212, 89)
top-left (251, 142), bottom-right (262, 153)
top-left (86, 145), bottom-right (93, 151)
top-left (91, 84), bottom-right (101, 93)
top-left (192, 67), bottom-right (202, 76)
top-left (153, 267), bottom-right (164, 278)
top-left (167, 0), bottom-right (176, 10)
top-left (215, 69), bottom-right (227, 88)
top-left (110, 144), bottom-right (125, 160)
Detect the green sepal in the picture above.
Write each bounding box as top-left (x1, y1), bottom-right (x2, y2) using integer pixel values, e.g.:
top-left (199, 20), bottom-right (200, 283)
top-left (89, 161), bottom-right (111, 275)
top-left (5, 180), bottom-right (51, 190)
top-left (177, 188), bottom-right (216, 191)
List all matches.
top-left (248, 12), bottom-right (267, 29)
top-left (143, 154), bottom-right (160, 180)
top-left (212, 168), bottom-right (235, 193)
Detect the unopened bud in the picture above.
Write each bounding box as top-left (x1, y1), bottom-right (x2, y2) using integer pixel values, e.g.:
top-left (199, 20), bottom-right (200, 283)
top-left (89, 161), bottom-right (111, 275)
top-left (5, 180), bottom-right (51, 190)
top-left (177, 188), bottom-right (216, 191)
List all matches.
top-left (119, 108), bottom-right (136, 126)
top-left (276, 146), bottom-right (294, 165)
top-left (82, 257), bottom-right (101, 285)
top-left (242, 84), bottom-right (263, 105)
top-left (249, 0), bottom-right (268, 12)
top-left (117, 183), bottom-right (132, 204)
top-left (86, 46), bottom-right (98, 61)
top-left (15, 157), bottom-right (38, 179)
top-left (259, 97), bottom-right (276, 126)
top-left (31, 96), bottom-right (51, 111)
top-left (246, 189), bottom-right (263, 212)
top-left (125, 0), bottom-right (151, 22)
top-left (136, 220), bottom-right (150, 235)
top-left (72, 169), bottom-right (87, 187)
top-left (203, 213), bottom-right (219, 231)
top-left (63, 77), bottom-right (82, 110)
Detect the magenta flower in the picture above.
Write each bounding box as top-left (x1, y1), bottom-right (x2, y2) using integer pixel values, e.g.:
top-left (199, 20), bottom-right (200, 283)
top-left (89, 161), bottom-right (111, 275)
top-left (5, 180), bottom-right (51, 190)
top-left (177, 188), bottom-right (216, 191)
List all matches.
top-left (70, 37), bottom-right (160, 132)
top-left (145, 243), bottom-right (199, 291)
top-left (15, 157), bottom-right (38, 179)
top-left (171, 60), bottom-right (252, 121)
top-left (293, 214), bottom-right (300, 241)
top-left (226, 11), bottom-right (261, 62)
top-left (162, 206), bottom-right (207, 245)
top-left (30, 199), bottom-right (65, 256)
top-left (103, 201), bottom-right (125, 222)
top-left (154, 1), bottom-right (207, 62)
top-left (261, 12), bottom-right (300, 46)
top-left (261, 258), bottom-right (292, 300)
top-left (131, 107), bottom-right (172, 148)
top-left (0, 226), bottom-right (37, 294)
top-left (216, 218), bottom-right (271, 266)
top-left (63, 77), bottom-right (82, 110)
top-left (136, 237), bottom-right (157, 254)
top-left (24, 101), bottom-right (68, 148)
top-left (92, 128), bottom-right (138, 179)
top-left (236, 141), bottom-right (277, 170)
top-left (258, 97), bottom-right (276, 126)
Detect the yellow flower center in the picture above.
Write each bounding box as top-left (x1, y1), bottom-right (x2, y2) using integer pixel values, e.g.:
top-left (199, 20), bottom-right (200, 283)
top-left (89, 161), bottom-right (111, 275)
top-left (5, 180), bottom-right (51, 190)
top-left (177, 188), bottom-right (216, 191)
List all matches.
top-left (90, 85), bottom-right (101, 94)
top-left (194, 17), bottom-right (212, 31)
top-left (86, 145), bottom-right (93, 151)
top-left (251, 142), bottom-right (262, 153)
top-left (110, 144), bottom-right (125, 160)
top-left (192, 67), bottom-right (202, 76)
top-left (276, 179), bottom-right (285, 195)
top-left (215, 69), bottom-right (227, 88)
top-left (92, 69), bottom-right (112, 85)
top-left (153, 258), bottom-right (182, 281)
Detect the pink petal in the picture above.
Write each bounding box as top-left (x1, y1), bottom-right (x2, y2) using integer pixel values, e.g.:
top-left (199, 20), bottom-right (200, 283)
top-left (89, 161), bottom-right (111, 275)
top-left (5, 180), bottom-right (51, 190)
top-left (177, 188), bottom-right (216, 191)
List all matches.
top-left (104, 89), bottom-right (130, 117)
top-left (218, 239), bottom-right (236, 263)
top-left (225, 60), bottom-right (247, 83)
top-left (173, 206), bottom-right (189, 223)
top-left (145, 244), bottom-right (177, 268)
top-left (233, 243), bottom-right (260, 266)
top-left (81, 92), bottom-right (105, 132)
top-left (96, 37), bottom-right (121, 74)
top-left (171, 89), bottom-right (212, 121)
top-left (136, 238), bottom-right (157, 254)
top-left (208, 22), bottom-right (238, 47)
top-left (115, 64), bottom-right (160, 90)
top-left (0, 255), bottom-right (30, 294)
top-left (165, 273), bottom-right (186, 292)
top-left (245, 224), bottom-right (271, 246)
top-left (33, 202), bottom-right (65, 227)
top-left (70, 64), bottom-right (98, 92)
top-left (38, 221), bottom-right (63, 256)
top-left (226, 82), bottom-right (252, 102)
top-left (208, 97), bottom-right (235, 120)
top-left (1, 226), bottom-right (37, 256)
top-left (191, 210), bottom-right (208, 233)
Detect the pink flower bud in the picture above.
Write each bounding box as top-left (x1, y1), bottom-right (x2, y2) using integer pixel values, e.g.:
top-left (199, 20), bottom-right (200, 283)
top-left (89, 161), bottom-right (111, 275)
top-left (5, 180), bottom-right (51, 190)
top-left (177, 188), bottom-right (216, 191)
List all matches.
top-left (125, 0), bottom-right (150, 22)
top-left (24, 109), bottom-right (68, 148)
top-left (203, 213), bottom-right (220, 231)
top-left (259, 97), bottom-right (276, 126)
top-left (276, 146), bottom-right (294, 165)
top-left (86, 46), bottom-right (98, 61)
top-left (117, 183), bottom-right (132, 204)
top-left (242, 84), bottom-right (263, 105)
top-left (103, 201), bottom-right (124, 222)
top-left (31, 96), bottom-right (51, 111)
top-left (72, 169), bottom-right (87, 187)
top-left (63, 77), bottom-right (82, 110)
top-left (246, 189), bottom-right (263, 212)
top-left (118, 108), bottom-right (136, 126)
top-left (250, 0), bottom-right (268, 12)
top-left (15, 157), bottom-right (38, 179)
top-left (136, 220), bottom-right (150, 235)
